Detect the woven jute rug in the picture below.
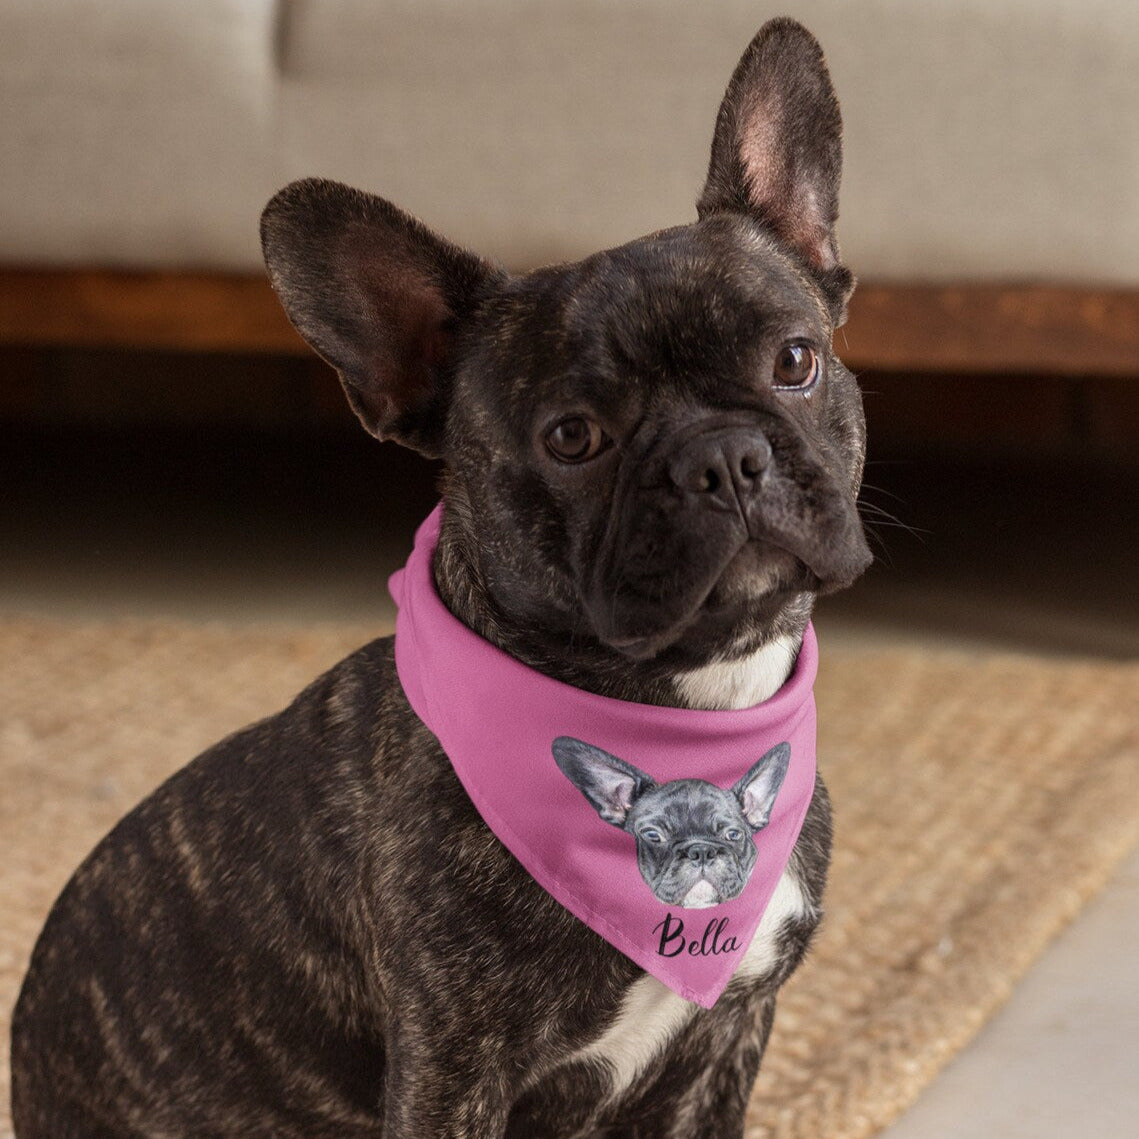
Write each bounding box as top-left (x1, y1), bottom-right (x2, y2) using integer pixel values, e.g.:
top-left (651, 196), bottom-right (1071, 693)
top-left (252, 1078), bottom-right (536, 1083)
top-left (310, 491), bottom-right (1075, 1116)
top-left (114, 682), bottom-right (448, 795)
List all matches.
top-left (2, 617), bottom-right (1137, 1137)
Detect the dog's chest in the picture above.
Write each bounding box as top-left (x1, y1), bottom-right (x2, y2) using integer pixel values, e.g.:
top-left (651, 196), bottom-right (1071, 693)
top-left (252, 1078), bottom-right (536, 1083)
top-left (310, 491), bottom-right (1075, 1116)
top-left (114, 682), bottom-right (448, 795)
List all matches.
top-left (567, 640), bottom-right (808, 1097)
top-left (569, 865), bottom-right (811, 1097)
top-left (672, 636), bottom-right (797, 711)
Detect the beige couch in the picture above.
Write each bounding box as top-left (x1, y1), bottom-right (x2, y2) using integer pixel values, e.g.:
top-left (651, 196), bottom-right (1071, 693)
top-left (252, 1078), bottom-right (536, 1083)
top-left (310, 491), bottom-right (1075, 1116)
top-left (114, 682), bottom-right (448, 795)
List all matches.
top-left (2, 1), bottom-right (1137, 378)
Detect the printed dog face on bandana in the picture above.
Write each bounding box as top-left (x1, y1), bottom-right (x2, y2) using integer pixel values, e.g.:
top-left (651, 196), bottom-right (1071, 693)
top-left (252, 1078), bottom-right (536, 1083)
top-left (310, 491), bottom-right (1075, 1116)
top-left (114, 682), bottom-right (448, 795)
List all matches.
top-left (552, 737), bottom-right (791, 908)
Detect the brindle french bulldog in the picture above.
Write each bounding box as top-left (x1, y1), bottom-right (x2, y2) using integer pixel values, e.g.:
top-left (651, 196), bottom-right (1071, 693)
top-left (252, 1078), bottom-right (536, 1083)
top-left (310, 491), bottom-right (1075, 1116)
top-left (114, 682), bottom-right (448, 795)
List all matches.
top-left (11, 18), bottom-right (870, 1137)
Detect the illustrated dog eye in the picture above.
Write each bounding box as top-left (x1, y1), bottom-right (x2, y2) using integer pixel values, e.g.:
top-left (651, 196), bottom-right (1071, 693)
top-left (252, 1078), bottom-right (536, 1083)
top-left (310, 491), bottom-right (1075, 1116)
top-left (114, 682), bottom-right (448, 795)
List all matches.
top-left (773, 343), bottom-right (818, 390)
top-left (724, 827), bottom-right (744, 843)
top-left (545, 417), bottom-right (606, 463)
top-left (640, 827), bottom-right (665, 844)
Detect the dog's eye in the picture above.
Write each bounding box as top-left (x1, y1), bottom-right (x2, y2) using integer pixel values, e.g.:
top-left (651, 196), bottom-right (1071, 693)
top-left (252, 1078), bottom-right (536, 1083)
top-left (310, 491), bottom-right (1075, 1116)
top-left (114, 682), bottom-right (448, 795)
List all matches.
top-left (724, 827), bottom-right (744, 843)
top-left (773, 343), bottom-right (819, 390)
top-left (640, 827), bottom-right (665, 844)
top-left (546, 417), bottom-right (607, 463)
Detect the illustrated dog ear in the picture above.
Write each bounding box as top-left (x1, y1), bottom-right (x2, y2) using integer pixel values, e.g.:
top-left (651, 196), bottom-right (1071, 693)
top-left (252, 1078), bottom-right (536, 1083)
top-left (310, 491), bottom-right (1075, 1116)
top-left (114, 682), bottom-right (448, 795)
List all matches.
top-left (552, 737), bottom-right (656, 827)
top-left (261, 178), bottom-right (505, 457)
top-left (697, 18), bottom-right (854, 319)
top-left (733, 742), bottom-right (792, 832)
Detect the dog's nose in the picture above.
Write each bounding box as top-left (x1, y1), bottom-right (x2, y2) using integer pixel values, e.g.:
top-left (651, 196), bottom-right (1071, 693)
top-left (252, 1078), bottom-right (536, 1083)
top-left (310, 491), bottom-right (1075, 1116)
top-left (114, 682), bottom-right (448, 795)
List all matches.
top-left (667, 429), bottom-right (772, 512)
top-left (680, 841), bottom-right (720, 866)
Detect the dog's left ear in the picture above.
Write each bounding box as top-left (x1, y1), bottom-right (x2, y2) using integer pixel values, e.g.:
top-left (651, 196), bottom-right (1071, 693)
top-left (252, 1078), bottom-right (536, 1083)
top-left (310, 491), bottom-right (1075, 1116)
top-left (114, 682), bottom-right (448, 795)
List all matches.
top-left (698, 18), bottom-right (854, 321)
top-left (732, 742), bottom-right (792, 832)
top-left (552, 737), bottom-right (655, 828)
top-left (261, 178), bottom-right (505, 457)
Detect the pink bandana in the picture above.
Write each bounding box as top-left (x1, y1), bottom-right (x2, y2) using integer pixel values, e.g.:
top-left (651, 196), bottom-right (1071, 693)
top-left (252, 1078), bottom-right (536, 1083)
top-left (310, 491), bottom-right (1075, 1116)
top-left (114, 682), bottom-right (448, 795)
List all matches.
top-left (389, 505), bottom-right (818, 1007)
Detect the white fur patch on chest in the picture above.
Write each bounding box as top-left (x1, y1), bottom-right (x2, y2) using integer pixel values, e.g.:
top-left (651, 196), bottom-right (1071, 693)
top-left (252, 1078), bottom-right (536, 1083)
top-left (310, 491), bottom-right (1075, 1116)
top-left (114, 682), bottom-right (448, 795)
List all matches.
top-left (571, 971), bottom-right (696, 1096)
top-left (734, 864), bottom-right (813, 980)
top-left (673, 635), bottom-right (797, 711)
top-left (570, 865), bottom-right (812, 1098)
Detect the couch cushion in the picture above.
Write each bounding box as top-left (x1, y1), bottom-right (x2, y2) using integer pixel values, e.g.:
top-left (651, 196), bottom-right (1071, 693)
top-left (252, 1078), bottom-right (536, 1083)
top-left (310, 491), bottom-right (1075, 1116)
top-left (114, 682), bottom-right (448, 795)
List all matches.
top-left (277, 0), bottom-right (1139, 281)
top-left (0, 0), bottom-right (279, 269)
top-left (2, 0), bottom-right (1136, 282)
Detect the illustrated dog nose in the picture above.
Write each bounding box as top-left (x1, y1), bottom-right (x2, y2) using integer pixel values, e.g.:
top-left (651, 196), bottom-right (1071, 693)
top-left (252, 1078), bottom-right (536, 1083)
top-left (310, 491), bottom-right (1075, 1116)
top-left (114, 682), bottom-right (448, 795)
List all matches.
top-left (680, 841), bottom-right (721, 865)
top-left (668, 430), bottom-right (772, 510)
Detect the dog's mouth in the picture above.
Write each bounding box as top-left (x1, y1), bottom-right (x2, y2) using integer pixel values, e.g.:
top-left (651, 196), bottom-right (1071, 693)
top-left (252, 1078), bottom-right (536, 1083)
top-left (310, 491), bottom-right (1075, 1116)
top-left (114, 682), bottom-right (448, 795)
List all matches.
top-left (679, 879), bottom-right (724, 909)
top-left (661, 862), bottom-right (750, 908)
top-left (589, 534), bottom-right (813, 661)
top-left (586, 469), bottom-right (871, 661)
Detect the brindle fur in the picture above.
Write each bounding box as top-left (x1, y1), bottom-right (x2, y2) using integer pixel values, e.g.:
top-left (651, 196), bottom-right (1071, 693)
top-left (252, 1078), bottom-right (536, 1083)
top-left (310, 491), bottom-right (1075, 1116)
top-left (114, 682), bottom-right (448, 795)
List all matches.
top-left (12, 19), bottom-right (866, 1138)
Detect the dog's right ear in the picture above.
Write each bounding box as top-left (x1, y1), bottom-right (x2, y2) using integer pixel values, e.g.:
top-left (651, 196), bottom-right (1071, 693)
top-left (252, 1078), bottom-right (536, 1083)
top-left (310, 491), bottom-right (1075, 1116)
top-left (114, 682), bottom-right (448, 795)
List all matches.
top-left (697, 19), bottom-right (854, 321)
top-left (552, 737), bottom-right (656, 828)
top-left (261, 178), bottom-right (505, 457)
top-left (733, 742), bottom-right (792, 832)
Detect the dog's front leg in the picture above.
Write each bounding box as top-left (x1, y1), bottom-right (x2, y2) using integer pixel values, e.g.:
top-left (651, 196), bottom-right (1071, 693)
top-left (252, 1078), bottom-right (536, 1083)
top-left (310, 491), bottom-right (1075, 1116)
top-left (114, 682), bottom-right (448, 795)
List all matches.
top-left (381, 1039), bottom-right (510, 1139)
top-left (668, 994), bottom-right (775, 1139)
top-left (593, 993), bottom-right (775, 1139)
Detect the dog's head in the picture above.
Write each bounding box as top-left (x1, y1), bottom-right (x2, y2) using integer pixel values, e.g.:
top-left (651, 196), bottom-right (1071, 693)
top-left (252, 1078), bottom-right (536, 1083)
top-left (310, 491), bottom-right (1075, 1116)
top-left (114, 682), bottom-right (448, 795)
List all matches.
top-left (261, 19), bottom-right (870, 669)
top-left (552, 736), bottom-right (791, 908)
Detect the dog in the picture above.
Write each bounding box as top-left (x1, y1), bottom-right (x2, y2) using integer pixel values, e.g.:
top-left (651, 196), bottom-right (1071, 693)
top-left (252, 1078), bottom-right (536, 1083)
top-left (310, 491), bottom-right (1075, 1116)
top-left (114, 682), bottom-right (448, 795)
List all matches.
top-left (553, 737), bottom-right (792, 909)
top-left (11, 18), bottom-right (870, 1137)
